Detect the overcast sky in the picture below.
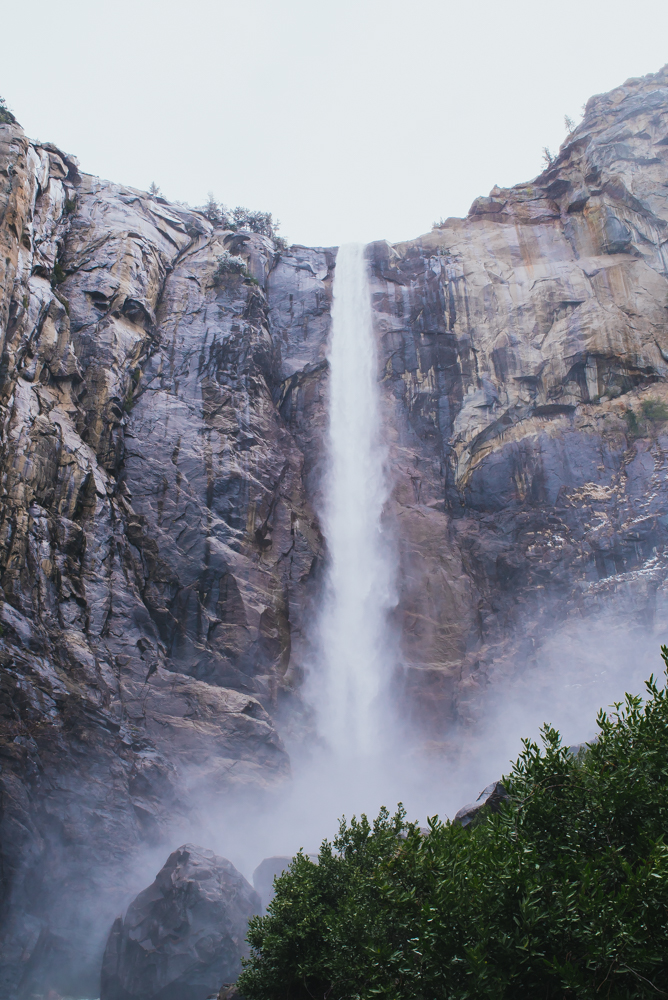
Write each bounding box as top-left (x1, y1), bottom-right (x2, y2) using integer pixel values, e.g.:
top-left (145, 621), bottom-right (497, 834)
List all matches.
top-left (3, 0), bottom-right (668, 247)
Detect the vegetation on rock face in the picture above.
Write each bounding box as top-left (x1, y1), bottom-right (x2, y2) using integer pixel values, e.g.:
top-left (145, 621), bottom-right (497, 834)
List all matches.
top-left (238, 651), bottom-right (668, 999)
top-left (0, 96), bottom-right (17, 125)
top-left (212, 250), bottom-right (250, 286)
top-left (202, 193), bottom-right (287, 249)
top-left (640, 398), bottom-right (668, 424)
top-left (624, 396), bottom-right (668, 438)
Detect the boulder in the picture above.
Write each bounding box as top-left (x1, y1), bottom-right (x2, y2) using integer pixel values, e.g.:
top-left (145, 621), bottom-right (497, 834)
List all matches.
top-left (453, 781), bottom-right (509, 828)
top-left (453, 743), bottom-right (593, 827)
top-left (252, 856), bottom-right (293, 911)
top-left (100, 844), bottom-right (260, 1000)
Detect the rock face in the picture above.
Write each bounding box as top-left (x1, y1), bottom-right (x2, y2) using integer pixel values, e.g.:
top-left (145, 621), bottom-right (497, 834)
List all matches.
top-left (252, 856), bottom-right (293, 911)
top-left (0, 129), bottom-right (297, 997)
top-left (365, 65), bottom-right (668, 729)
top-left (100, 844), bottom-right (259, 1000)
top-left (2, 65), bottom-right (668, 996)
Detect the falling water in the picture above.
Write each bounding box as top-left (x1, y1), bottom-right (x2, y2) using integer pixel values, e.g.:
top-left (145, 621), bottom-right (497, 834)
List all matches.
top-left (317, 243), bottom-right (394, 758)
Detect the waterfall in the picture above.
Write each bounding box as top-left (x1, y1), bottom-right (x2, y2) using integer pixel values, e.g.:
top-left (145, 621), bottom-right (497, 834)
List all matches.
top-left (317, 243), bottom-right (393, 758)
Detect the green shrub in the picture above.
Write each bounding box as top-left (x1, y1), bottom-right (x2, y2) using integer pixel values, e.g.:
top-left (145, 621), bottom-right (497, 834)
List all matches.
top-left (0, 97), bottom-right (17, 125)
top-left (624, 399), bottom-right (668, 439)
top-left (200, 195), bottom-right (287, 248)
top-left (239, 650), bottom-right (668, 999)
top-left (52, 261), bottom-right (66, 285)
top-left (231, 206), bottom-right (288, 248)
top-left (624, 408), bottom-right (639, 436)
top-left (212, 251), bottom-right (248, 285)
top-left (231, 206), bottom-right (274, 236)
top-left (641, 398), bottom-right (668, 423)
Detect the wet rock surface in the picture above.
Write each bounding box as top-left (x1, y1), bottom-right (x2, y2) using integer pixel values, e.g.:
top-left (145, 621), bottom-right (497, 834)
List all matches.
top-left (366, 65), bottom-right (668, 730)
top-left (454, 781), bottom-right (510, 828)
top-left (100, 844), bottom-right (259, 1000)
top-left (1, 65), bottom-right (668, 996)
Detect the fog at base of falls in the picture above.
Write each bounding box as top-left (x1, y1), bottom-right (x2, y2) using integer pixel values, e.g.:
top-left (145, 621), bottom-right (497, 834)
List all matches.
top-left (147, 246), bottom-right (668, 885)
top-left (171, 242), bottom-right (668, 882)
top-left (174, 613), bottom-right (667, 886)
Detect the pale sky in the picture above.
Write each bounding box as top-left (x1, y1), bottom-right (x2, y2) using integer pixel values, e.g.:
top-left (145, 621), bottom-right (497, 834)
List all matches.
top-left (3, 0), bottom-right (668, 248)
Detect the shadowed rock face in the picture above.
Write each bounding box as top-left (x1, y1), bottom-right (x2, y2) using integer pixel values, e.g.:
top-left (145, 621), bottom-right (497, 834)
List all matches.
top-left (2, 65), bottom-right (668, 996)
top-left (100, 844), bottom-right (259, 1000)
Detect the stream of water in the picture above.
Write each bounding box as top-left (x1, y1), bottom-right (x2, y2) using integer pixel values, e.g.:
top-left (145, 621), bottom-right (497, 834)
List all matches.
top-left (316, 242), bottom-right (394, 758)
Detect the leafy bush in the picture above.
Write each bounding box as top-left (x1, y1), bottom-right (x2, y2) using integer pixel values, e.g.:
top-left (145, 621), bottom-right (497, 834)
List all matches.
top-left (624, 408), bottom-right (640, 436)
top-left (231, 206), bottom-right (267, 233)
top-left (51, 261), bottom-right (67, 285)
top-left (641, 398), bottom-right (668, 423)
top-left (0, 96), bottom-right (17, 125)
top-left (624, 398), bottom-right (668, 439)
top-left (239, 651), bottom-right (668, 999)
top-left (212, 250), bottom-right (248, 285)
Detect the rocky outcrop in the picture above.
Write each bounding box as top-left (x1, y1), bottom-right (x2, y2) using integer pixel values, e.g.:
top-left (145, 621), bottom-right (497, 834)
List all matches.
top-left (100, 844), bottom-right (259, 1000)
top-left (2, 65), bottom-right (668, 997)
top-left (454, 781), bottom-right (510, 828)
top-left (252, 856), bottom-right (293, 911)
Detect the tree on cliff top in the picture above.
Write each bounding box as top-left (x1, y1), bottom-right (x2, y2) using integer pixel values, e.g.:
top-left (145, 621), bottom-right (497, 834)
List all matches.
top-left (0, 97), bottom-right (17, 125)
top-left (238, 650), bottom-right (668, 999)
top-left (200, 195), bottom-right (287, 248)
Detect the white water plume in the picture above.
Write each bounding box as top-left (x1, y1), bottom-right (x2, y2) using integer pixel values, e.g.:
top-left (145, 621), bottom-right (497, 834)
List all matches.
top-left (316, 242), bottom-right (394, 758)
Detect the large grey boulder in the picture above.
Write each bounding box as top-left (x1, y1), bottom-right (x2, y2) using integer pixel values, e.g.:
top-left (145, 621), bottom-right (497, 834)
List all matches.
top-left (454, 781), bottom-right (510, 828)
top-left (100, 844), bottom-right (260, 1000)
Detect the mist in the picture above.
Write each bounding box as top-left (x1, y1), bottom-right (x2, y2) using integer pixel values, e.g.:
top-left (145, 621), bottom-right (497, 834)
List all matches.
top-left (121, 241), bottom-right (668, 884)
top-left (152, 609), bottom-right (664, 891)
top-left (151, 225), bottom-right (668, 882)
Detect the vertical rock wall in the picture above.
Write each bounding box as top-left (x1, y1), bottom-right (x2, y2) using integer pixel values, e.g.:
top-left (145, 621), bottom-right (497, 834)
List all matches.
top-left (0, 126), bottom-right (302, 997)
top-left (365, 66), bottom-right (668, 727)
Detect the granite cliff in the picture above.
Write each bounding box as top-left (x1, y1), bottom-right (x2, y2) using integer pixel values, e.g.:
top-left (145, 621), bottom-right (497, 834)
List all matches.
top-left (2, 65), bottom-right (668, 996)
